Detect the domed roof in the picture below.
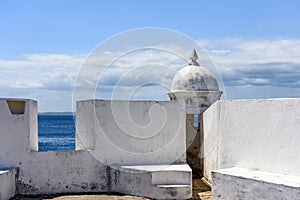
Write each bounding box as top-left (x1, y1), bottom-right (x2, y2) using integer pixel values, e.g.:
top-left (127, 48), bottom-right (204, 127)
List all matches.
top-left (170, 50), bottom-right (219, 92)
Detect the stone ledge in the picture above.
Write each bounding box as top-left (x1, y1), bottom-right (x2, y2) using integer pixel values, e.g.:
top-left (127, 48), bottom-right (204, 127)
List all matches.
top-left (212, 167), bottom-right (300, 200)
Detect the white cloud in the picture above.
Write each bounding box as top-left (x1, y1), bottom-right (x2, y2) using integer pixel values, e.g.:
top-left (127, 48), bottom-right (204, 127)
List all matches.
top-left (0, 53), bottom-right (85, 90)
top-left (1, 37), bottom-right (300, 111)
top-left (74, 49), bottom-right (187, 102)
top-left (200, 38), bottom-right (300, 89)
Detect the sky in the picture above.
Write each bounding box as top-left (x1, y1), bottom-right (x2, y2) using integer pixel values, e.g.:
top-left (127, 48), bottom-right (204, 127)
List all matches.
top-left (0, 0), bottom-right (300, 111)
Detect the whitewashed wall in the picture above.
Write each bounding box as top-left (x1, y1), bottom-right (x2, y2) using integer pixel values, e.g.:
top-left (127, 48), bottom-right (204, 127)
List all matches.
top-left (0, 99), bottom-right (37, 168)
top-left (202, 98), bottom-right (300, 182)
top-left (0, 98), bottom-right (187, 197)
top-left (0, 99), bottom-right (108, 195)
top-left (17, 151), bottom-right (108, 194)
top-left (76, 100), bottom-right (187, 165)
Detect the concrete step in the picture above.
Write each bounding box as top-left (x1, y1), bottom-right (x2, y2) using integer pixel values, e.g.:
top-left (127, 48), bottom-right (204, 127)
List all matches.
top-left (121, 163), bottom-right (192, 185)
top-left (117, 164), bottom-right (192, 199)
top-left (152, 170), bottom-right (191, 185)
top-left (153, 184), bottom-right (192, 200)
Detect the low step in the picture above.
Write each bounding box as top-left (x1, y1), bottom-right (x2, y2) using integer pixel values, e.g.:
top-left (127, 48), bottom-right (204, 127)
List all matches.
top-left (151, 164), bottom-right (192, 185)
top-left (153, 183), bottom-right (192, 199)
top-left (118, 164), bottom-right (192, 199)
top-left (152, 171), bottom-right (191, 185)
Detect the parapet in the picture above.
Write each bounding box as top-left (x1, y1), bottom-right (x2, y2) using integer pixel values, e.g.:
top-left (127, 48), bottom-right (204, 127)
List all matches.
top-left (0, 98), bottom-right (38, 168)
top-left (76, 99), bottom-right (187, 165)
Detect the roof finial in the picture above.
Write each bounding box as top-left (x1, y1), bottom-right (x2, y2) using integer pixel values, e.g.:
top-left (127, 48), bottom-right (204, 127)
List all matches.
top-left (189, 49), bottom-right (199, 66)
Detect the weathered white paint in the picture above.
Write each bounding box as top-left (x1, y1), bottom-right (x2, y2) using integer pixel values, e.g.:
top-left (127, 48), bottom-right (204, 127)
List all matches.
top-left (4, 97), bottom-right (299, 199)
top-left (17, 150), bottom-right (108, 195)
top-left (202, 98), bottom-right (300, 182)
top-left (76, 100), bottom-right (187, 166)
top-left (168, 91), bottom-right (222, 114)
top-left (76, 99), bottom-right (96, 150)
top-left (171, 65), bottom-right (220, 92)
top-left (0, 169), bottom-right (15, 200)
top-left (168, 50), bottom-right (222, 178)
top-left (168, 50), bottom-right (222, 114)
top-left (212, 167), bottom-right (300, 200)
top-left (0, 98), bottom-right (191, 200)
top-left (170, 49), bottom-right (220, 92)
top-left (0, 99), bottom-right (37, 168)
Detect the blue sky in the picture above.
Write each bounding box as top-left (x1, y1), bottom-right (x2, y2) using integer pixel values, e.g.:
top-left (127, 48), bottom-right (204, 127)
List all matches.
top-left (0, 0), bottom-right (300, 111)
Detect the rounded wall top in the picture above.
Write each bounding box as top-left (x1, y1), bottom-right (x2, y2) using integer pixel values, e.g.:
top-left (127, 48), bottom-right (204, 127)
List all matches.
top-left (170, 49), bottom-right (220, 92)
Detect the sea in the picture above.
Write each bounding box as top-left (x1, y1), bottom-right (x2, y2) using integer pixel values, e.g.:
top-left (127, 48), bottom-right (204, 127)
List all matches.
top-left (38, 114), bottom-right (75, 151)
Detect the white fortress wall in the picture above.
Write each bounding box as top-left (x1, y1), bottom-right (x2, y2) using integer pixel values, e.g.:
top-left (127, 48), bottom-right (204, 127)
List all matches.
top-left (202, 98), bottom-right (300, 182)
top-left (0, 99), bottom-right (109, 195)
top-left (17, 150), bottom-right (109, 195)
top-left (76, 100), bottom-right (187, 166)
top-left (75, 100), bottom-right (192, 199)
top-left (0, 99), bottom-right (38, 168)
top-left (0, 98), bottom-right (189, 199)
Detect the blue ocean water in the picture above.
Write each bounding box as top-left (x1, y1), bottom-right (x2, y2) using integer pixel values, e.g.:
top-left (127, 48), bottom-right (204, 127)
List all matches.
top-left (38, 115), bottom-right (75, 151)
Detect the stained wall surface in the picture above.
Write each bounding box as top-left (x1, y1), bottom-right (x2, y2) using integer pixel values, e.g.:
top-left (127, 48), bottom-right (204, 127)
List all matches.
top-left (202, 98), bottom-right (300, 182)
top-left (0, 99), bottom-right (187, 197)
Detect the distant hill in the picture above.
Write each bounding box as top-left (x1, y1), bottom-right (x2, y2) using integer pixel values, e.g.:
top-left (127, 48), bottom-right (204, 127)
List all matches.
top-left (38, 112), bottom-right (74, 116)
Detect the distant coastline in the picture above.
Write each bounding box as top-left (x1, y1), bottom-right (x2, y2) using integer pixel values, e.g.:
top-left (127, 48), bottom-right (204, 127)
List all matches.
top-left (38, 112), bottom-right (74, 116)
